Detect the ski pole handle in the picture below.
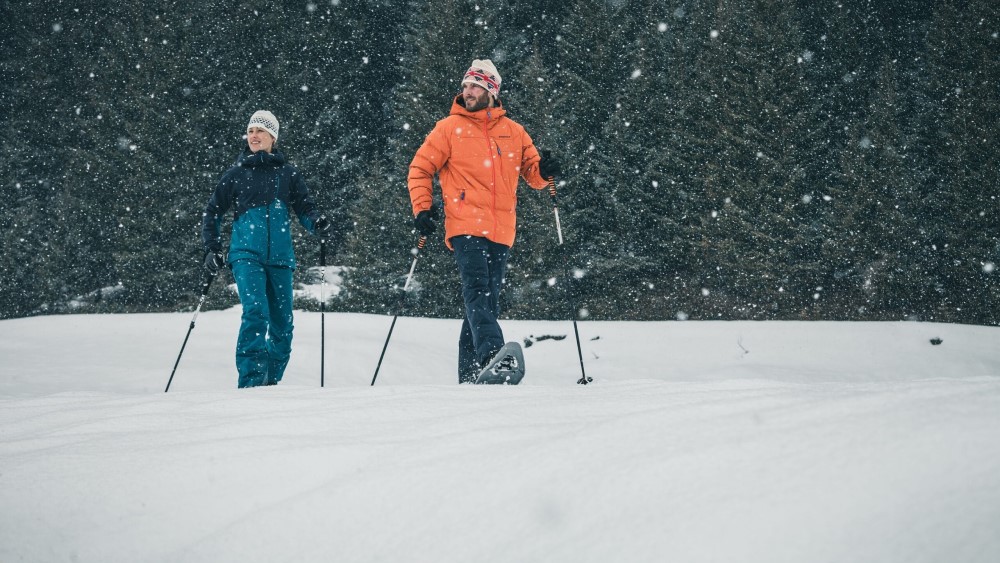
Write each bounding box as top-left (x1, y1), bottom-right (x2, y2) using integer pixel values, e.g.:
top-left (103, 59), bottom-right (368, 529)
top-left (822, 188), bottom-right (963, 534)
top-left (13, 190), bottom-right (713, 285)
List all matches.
top-left (548, 177), bottom-right (564, 246)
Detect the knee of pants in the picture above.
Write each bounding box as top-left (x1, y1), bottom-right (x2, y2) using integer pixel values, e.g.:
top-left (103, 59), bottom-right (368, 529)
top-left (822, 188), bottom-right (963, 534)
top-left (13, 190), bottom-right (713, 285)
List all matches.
top-left (268, 307), bottom-right (294, 336)
top-left (241, 299), bottom-right (268, 321)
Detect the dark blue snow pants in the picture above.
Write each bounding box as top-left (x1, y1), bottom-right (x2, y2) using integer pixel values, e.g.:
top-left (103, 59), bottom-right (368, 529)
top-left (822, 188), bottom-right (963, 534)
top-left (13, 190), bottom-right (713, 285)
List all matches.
top-left (451, 235), bottom-right (510, 383)
top-left (231, 259), bottom-right (295, 388)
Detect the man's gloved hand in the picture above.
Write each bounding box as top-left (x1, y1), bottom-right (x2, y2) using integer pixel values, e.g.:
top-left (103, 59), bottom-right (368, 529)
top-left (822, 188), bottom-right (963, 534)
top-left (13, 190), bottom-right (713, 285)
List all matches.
top-left (314, 214), bottom-right (333, 238)
top-left (414, 209), bottom-right (437, 236)
top-left (204, 250), bottom-right (225, 275)
top-left (539, 149), bottom-right (562, 179)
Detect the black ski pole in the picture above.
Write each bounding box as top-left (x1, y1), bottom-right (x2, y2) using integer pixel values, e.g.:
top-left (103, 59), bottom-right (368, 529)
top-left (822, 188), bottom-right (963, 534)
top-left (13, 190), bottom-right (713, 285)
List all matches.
top-left (165, 271), bottom-right (216, 392)
top-left (320, 238), bottom-right (327, 387)
top-left (371, 235), bottom-right (426, 386)
top-left (547, 173), bottom-right (591, 385)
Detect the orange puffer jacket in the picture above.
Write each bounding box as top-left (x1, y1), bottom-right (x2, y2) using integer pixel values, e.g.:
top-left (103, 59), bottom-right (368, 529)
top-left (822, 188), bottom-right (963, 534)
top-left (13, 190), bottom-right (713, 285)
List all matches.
top-left (408, 96), bottom-right (548, 249)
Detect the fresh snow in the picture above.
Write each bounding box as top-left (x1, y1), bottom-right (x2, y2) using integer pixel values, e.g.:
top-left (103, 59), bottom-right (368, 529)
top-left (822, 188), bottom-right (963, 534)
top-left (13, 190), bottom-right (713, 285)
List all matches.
top-left (2, 309), bottom-right (999, 563)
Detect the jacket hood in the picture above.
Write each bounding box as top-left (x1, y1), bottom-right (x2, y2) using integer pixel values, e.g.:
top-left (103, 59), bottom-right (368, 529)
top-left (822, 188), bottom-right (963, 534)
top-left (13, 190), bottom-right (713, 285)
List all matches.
top-left (237, 148), bottom-right (287, 168)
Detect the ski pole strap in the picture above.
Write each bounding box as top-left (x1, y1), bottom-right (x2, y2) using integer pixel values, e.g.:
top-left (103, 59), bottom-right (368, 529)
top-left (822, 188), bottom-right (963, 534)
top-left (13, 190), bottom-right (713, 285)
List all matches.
top-left (547, 177), bottom-right (557, 200)
top-left (192, 275), bottom-right (214, 327)
top-left (403, 236), bottom-right (426, 291)
top-left (199, 272), bottom-right (215, 297)
top-left (320, 240), bottom-right (327, 311)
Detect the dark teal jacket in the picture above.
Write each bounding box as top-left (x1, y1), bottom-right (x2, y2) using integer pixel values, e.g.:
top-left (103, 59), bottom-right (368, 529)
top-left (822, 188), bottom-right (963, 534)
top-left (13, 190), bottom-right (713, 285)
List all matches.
top-left (202, 149), bottom-right (320, 269)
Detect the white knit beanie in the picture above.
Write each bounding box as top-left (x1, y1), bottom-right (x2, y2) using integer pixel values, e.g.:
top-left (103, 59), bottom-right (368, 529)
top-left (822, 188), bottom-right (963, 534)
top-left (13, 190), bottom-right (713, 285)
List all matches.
top-left (461, 59), bottom-right (502, 98)
top-left (247, 110), bottom-right (279, 142)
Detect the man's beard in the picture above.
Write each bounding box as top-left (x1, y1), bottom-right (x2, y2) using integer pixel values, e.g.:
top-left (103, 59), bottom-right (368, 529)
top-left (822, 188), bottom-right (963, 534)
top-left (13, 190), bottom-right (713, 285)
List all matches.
top-left (465, 96), bottom-right (489, 112)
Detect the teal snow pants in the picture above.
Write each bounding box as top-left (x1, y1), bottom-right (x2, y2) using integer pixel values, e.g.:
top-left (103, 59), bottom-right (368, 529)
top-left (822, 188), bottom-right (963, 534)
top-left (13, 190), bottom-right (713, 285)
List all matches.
top-left (231, 260), bottom-right (295, 388)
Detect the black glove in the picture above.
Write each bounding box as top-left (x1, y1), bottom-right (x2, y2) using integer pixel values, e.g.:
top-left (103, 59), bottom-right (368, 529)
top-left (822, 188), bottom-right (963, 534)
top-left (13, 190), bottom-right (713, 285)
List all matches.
top-left (539, 150), bottom-right (562, 179)
top-left (314, 214), bottom-right (332, 238)
top-left (414, 208), bottom-right (438, 237)
top-left (204, 251), bottom-right (225, 275)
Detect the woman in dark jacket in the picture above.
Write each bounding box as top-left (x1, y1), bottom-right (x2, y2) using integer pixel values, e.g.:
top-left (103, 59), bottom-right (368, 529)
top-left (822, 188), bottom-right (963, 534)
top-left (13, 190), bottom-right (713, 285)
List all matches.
top-left (202, 110), bottom-right (331, 388)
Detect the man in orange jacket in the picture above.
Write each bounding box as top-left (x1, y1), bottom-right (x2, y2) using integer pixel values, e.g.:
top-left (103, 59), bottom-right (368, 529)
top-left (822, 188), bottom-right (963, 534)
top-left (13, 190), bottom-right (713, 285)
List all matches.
top-left (408, 58), bottom-right (561, 383)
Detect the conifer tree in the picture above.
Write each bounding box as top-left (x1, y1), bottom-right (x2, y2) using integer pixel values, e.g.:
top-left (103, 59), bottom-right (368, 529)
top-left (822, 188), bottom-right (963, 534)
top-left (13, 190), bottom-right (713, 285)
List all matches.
top-left (340, 0), bottom-right (487, 317)
top-left (542, 0), bottom-right (640, 319)
top-left (919, 0), bottom-right (1000, 322)
top-left (4, 0), bottom-right (999, 325)
top-left (497, 46), bottom-right (579, 319)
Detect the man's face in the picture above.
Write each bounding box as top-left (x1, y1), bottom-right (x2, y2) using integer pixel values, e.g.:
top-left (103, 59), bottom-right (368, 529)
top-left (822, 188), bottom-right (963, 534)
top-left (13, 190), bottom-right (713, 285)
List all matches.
top-left (462, 83), bottom-right (491, 112)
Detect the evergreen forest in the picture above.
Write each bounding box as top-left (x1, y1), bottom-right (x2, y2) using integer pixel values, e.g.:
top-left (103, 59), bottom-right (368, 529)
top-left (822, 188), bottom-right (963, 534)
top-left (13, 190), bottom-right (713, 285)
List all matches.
top-left (3, 0), bottom-right (999, 324)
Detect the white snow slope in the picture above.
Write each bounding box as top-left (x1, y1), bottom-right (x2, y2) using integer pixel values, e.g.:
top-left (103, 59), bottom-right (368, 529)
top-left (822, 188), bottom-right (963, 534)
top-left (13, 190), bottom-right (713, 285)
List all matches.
top-left (1, 310), bottom-right (999, 563)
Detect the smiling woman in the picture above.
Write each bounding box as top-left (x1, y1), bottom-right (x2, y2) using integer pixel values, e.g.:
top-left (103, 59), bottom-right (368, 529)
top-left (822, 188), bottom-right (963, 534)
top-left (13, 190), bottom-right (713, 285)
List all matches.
top-left (200, 110), bottom-right (333, 388)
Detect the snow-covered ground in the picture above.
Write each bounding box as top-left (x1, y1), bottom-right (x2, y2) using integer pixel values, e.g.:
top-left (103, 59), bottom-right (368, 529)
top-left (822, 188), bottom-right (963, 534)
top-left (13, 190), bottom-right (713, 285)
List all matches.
top-left (2, 308), bottom-right (999, 563)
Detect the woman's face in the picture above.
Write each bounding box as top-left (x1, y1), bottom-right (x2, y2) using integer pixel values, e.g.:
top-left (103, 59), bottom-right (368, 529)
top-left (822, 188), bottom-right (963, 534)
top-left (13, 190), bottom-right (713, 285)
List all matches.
top-left (247, 126), bottom-right (275, 153)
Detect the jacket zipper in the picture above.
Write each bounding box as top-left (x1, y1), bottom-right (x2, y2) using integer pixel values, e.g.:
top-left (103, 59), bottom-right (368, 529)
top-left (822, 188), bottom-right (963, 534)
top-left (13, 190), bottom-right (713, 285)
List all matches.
top-left (265, 167), bottom-right (278, 263)
top-left (482, 112), bottom-right (499, 238)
